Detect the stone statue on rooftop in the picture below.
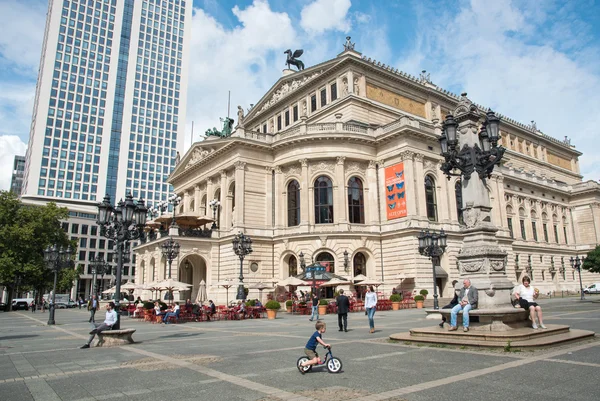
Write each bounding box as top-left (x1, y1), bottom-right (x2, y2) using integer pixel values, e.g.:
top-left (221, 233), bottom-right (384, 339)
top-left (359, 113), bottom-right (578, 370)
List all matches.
top-left (343, 36), bottom-right (355, 51)
top-left (284, 49), bottom-right (304, 71)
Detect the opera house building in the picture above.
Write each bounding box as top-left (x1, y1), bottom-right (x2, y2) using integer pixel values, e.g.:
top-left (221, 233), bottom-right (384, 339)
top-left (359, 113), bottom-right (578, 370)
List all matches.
top-left (134, 42), bottom-right (600, 304)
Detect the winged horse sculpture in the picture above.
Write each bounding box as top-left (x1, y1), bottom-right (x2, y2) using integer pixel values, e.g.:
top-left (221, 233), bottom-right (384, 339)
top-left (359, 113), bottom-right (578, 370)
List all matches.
top-left (284, 49), bottom-right (304, 71)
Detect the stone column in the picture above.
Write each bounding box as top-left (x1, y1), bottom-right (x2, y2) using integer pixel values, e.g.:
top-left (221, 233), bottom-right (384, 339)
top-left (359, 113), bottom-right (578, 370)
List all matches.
top-left (194, 185), bottom-right (201, 215)
top-left (300, 159), bottom-right (310, 227)
top-left (234, 162), bottom-right (246, 227)
top-left (414, 153), bottom-right (426, 219)
top-left (183, 191), bottom-right (190, 213)
top-left (220, 170), bottom-right (228, 229)
top-left (437, 160), bottom-right (450, 222)
top-left (347, 71), bottom-right (354, 95)
top-left (366, 160), bottom-right (378, 224)
top-left (335, 157), bottom-right (347, 223)
top-left (377, 159), bottom-right (386, 223)
top-left (399, 151), bottom-right (417, 217)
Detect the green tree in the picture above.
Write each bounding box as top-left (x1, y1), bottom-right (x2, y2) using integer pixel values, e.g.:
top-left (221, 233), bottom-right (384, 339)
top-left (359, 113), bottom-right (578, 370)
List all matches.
top-left (0, 191), bottom-right (78, 306)
top-left (582, 246), bottom-right (600, 274)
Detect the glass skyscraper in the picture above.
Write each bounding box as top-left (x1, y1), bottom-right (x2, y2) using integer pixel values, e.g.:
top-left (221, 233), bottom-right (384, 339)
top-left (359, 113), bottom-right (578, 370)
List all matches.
top-left (21, 0), bottom-right (191, 299)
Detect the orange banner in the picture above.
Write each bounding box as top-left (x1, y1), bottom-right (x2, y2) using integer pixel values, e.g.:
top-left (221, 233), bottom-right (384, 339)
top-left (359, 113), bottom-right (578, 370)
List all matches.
top-left (385, 163), bottom-right (407, 220)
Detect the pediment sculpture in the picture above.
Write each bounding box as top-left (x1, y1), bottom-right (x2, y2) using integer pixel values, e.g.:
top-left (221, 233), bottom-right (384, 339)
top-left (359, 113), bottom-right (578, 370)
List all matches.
top-left (257, 72), bottom-right (321, 115)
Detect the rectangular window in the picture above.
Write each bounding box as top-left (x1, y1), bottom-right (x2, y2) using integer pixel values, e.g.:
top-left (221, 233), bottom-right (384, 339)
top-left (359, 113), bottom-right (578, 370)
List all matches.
top-left (81, 224), bottom-right (88, 235)
top-left (277, 115), bottom-right (282, 131)
top-left (507, 217), bottom-right (513, 238)
top-left (285, 110), bottom-right (290, 126)
top-left (520, 219), bottom-right (526, 240)
top-left (543, 223), bottom-right (548, 242)
top-left (563, 226), bottom-right (568, 245)
top-left (532, 221), bottom-right (538, 241)
top-left (310, 94), bottom-right (317, 112)
top-left (71, 223), bottom-right (79, 234)
top-left (320, 88), bottom-right (327, 107)
top-left (553, 225), bottom-right (559, 243)
top-left (293, 105), bottom-right (298, 122)
top-left (262, 123), bottom-right (267, 133)
top-left (80, 238), bottom-right (87, 248)
top-left (330, 82), bottom-right (337, 101)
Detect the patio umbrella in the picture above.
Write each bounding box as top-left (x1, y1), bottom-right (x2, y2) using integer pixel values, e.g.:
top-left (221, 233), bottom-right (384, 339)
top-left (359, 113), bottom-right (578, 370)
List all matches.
top-left (195, 280), bottom-right (208, 304)
top-left (143, 281), bottom-right (162, 300)
top-left (353, 274), bottom-right (369, 282)
top-left (121, 282), bottom-right (141, 291)
top-left (249, 282), bottom-right (272, 303)
top-left (155, 278), bottom-right (192, 304)
top-left (359, 278), bottom-right (383, 287)
top-left (321, 277), bottom-right (352, 288)
top-left (102, 286), bottom-right (116, 294)
top-left (216, 280), bottom-right (235, 306)
top-left (276, 276), bottom-right (308, 287)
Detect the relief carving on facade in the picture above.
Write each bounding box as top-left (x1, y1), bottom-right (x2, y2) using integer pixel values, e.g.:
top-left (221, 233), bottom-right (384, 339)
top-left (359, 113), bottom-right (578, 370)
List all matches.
top-left (283, 165), bottom-right (301, 178)
top-left (368, 160), bottom-right (377, 169)
top-left (187, 147), bottom-right (215, 168)
top-left (423, 159), bottom-right (436, 171)
top-left (346, 161), bottom-right (366, 174)
top-left (460, 260), bottom-right (483, 273)
top-left (414, 153), bottom-right (424, 162)
top-left (399, 151), bottom-right (414, 161)
top-left (257, 72), bottom-right (321, 114)
top-left (310, 160), bottom-right (335, 174)
top-left (299, 159), bottom-right (308, 167)
top-left (234, 161), bottom-right (246, 171)
top-left (273, 166), bottom-right (283, 174)
top-left (319, 236), bottom-right (327, 246)
top-left (336, 156), bottom-right (346, 165)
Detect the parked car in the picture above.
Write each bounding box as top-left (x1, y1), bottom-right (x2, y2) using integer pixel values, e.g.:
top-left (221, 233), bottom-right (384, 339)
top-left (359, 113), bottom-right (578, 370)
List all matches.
top-left (12, 301), bottom-right (29, 311)
top-left (583, 283), bottom-right (600, 294)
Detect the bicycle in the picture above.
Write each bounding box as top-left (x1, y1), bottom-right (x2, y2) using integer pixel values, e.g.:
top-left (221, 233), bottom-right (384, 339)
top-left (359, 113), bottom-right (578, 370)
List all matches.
top-left (297, 345), bottom-right (342, 373)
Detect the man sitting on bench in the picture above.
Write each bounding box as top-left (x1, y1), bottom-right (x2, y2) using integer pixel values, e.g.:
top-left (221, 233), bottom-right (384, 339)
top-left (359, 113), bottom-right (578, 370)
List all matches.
top-left (81, 302), bottom-right (117, 348)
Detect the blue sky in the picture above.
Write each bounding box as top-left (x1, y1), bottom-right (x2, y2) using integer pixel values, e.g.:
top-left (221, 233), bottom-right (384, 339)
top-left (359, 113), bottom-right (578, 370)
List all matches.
top-left (1, 0), bottom-right (599, 190)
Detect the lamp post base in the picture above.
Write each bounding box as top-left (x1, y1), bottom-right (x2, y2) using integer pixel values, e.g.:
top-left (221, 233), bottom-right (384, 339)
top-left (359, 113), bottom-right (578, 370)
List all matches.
top-left (236, 285), bottom-right (246, 300)
top-left (47, 305), bottom-right (56, 325)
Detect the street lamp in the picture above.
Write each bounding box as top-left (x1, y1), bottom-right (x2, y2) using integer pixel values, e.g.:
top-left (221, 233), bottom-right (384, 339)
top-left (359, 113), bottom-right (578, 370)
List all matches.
top-left (417, 229), bottom-right (448, 309)
top-left (161, 237), bottom-right (180, 302)
top-left (43, 244), bottom-right (74, 325)
top-left (169, 193), bottom-right (182, 228)
top-left (232, 231), bottom-right (253, 300)
top-left (439, 109), bottom-right (505, 181)
top-left (569, 256), bottom-right (586, 300)
top-left (343, 250), bottom-right (349, 272)
top-left (148, 200), bottom-right (168, 220)
top-left (96, 192), bottom-right (147, 329)
top-left (89, 255), bottom-right (109, 299)
top-left (209, 199), bottom-right (220, 229)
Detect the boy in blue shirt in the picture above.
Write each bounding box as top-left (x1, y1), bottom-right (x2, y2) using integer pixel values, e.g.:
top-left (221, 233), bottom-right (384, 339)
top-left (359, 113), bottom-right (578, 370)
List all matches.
top-left (298, 320), bottom-right (330, 374)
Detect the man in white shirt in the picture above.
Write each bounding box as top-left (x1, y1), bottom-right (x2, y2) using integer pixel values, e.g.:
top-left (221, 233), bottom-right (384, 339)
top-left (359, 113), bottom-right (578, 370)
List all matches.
top-left (81, 302), bottom-right (118, 348)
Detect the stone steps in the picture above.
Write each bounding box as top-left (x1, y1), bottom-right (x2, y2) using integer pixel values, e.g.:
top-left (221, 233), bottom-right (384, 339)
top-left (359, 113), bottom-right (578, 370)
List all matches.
top-left (390, 324), bottom-right (595, 348)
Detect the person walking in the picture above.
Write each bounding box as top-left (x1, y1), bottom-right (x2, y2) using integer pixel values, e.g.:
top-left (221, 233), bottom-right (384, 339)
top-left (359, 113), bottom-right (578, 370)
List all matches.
top-left (88, 295), bottom-right (98, 323)
top-left (365, 286), bottom-right (378, 333)
top-left (336, 289), bottom-right (350, 332)
top-left (309, 291), bottom-right (319, 322)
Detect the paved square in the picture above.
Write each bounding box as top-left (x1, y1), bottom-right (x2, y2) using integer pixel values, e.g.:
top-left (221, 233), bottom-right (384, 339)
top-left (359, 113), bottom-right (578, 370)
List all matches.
top-left (1, 297), bottom-right (598, 400)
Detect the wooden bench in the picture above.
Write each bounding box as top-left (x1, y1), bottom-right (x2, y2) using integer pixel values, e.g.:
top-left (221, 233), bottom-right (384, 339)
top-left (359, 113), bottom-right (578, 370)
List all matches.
top-left (96, 328), bottom-right (136, 347)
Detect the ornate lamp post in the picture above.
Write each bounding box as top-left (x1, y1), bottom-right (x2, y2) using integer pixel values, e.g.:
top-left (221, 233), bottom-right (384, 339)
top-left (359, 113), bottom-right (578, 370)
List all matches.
top-left (169, 194), bottom-right (182, 229)
top-left (343, 250), bottom-right (349, 273)
top-left (161, 237), bottom-right (180, 301)
top-left (43, 244), bottom-right (74, 325)
top-left (90, 255), bottom-right (109, 299)
top-left (96, 192), bottom-right (147, 329)
top-left (569, 256), bottom-right (586, 300)
top-left (417, 229), bottom-right (447, 310)
top-left (232, 231), bottom-right (253, 300)
top-left (209, 199), bottom-right (220, 229)
top-left (439, 109), bottom-right (504, 181)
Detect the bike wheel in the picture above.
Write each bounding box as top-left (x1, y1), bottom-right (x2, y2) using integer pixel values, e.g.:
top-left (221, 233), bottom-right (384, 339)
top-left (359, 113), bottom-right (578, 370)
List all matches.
top-left (327, 357), bottom-right (342, 373)
top-left (297, 356), bottom-right (312, 373)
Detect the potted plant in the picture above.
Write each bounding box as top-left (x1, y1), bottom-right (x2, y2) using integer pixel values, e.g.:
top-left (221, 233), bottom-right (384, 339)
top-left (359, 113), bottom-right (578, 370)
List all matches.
top-left (419, 289), bottom-right (429, 299)
top-left (318, 299), bottom-right (328, 315)
top-left (414, 294), bottom-right (425, 308)
top-left (390, 294), bottom-right (402, 310)
top-left (285, 299), bottom-right (293, 313)
top-left (265, 300), bottom-right (280, 319)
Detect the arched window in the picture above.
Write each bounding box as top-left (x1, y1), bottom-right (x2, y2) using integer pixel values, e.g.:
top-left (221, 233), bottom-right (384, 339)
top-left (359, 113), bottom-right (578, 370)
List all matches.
top-left (289, 255), bottom-right (298, 277)
top-left (287, 180), bottom-right (300, 226)
top-left (455, 180), bottom-right (463, 224)
top-left (353, 252), bottom-right (366, 277)
top-left (316, 252), bottom-right (335, 274)
top-left (424, 175), bottom-right (437, 222)
top-left (314, 176), bottom-right (333, 224)
top-left (200, 195), bottom-right (207, 215)
top-left (348, 177), bottom-right (365, 224)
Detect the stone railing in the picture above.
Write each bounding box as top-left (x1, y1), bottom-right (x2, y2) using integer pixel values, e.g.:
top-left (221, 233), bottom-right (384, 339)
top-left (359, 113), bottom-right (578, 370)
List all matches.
top-left (342, 123), bottom-right (368, 133)
top-left (307, 123), bottom-right (336, 132)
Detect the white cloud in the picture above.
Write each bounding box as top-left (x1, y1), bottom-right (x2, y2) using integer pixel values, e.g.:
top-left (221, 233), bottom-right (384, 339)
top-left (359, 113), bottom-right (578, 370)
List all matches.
top-left (184, 1), bottom-right (297, 149)
top-left (0, 135), bottom-right (27, 191)
top-left (300, 0), bottom-right (352, 35)
top-left (398, 0), bottom-right (600, 181)
top-left (0, 0), bottom-right (46, 75)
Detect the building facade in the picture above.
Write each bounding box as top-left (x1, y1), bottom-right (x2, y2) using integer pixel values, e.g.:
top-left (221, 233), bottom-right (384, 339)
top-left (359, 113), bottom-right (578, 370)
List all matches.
top-left (10, 155), bottom-right (26, 196)
top-left (21, 0), bottom-right (192, 299)
top-left (134, 43), bottom-right (600, 304)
